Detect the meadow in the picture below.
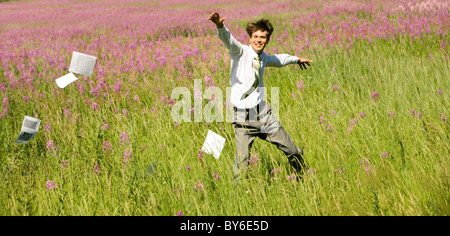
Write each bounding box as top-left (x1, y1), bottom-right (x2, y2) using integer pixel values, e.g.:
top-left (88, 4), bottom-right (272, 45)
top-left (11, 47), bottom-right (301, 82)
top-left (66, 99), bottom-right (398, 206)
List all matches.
top-left (0, 0), bottom-right (449, 216)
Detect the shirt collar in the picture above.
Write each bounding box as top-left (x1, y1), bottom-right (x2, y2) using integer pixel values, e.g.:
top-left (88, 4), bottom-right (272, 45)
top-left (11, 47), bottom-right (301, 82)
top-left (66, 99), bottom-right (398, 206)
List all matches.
top-left (249, 46), bottom-right (266, 60)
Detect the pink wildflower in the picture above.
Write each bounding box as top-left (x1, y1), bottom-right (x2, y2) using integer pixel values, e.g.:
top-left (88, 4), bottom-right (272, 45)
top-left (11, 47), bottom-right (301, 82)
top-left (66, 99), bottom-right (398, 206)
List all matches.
top-left (349, 118), bottom-right (359, 126)
top-left (359, 158), bottom-right (370, 166)
top-left (271, 168), bottom-right (280, 175)
top-left (197, 150), bottom-right (204, 158)
top-left (306, 168), bottom-right (316, 175)
top-left (250, 153), bottom-right (260, 164)
top-left (64, 108), bottom-right (72, 118)
top-left (123, 150), bottom-right (133, 168)
top-left (114, 81), bottom-right (121, 93)
top-left (61, 160), bottom-right (70, 168)
top-left (94, 163), bottom-right (100, 174)
top-left (194, 182), bottom-right (204, 191)
top-left (46, 180), bottom-right (56, 190)
top-left (167, 98), bottom-right (175, 107)
top-left (371, 91), bottom-right (379, 100)
top-left (46, 140), bottom-right (58, 152)
top-left (44, 123), bottom-right (51, 131)
top-left (119, 131), bottom-right (130, 145)
top-left (287, 174), bottom-right (296, 180)
top-left (213, 172), bottom-right (220, 181)
top-left (103, 141), bottom-right (113, 152)
top-left (205, 75), bottom-right (215, 88)
top-left (319, 115), bottom-right (326, 123)
top-left (296, 80), bottom-right (304, 89)
top-left (90, 102), bottom-right (98, 110)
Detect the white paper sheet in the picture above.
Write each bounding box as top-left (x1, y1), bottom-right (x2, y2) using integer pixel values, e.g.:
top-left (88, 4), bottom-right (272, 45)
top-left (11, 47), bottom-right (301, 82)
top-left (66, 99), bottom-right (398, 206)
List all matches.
top-left (68, 51), bottom-right (97, 76)
top-left (201, 130), bottom-right (226, 159)
top-left (55, 72), bottom-right (79, 88)
top-left (14, 116), bottom-right (41, 144)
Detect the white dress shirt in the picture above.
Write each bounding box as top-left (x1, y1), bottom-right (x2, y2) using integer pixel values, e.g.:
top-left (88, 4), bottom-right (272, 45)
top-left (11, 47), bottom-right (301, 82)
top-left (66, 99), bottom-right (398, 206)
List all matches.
top-left (217, 26), bottom-right (299, 109)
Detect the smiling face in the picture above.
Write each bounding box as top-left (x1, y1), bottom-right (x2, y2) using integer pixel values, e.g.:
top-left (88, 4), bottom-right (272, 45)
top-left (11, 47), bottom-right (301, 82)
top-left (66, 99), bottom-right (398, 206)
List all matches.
top-left (249, 30), bottom-right (269, 55)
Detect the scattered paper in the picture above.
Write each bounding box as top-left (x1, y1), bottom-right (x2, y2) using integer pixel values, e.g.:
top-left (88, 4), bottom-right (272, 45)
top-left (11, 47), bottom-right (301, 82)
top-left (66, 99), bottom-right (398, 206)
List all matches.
top-left (55, 72), bottom-right (79, 88)
top-left (201, 130), bottom-right (226, 159)
top-left (14, 116), bottom-right (41, 144)
top-left (68, 51), bottom-right (97, 77)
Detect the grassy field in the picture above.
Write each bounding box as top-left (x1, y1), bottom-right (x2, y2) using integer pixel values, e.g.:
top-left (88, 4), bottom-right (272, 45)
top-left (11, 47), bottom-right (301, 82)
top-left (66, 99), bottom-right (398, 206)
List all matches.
top-left (0, 0), bottom-right (449, 216)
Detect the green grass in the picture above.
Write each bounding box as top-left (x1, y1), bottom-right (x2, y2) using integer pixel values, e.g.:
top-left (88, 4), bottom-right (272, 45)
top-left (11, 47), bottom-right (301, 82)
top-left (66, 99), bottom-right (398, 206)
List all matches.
top-left (1, 26), bottom-right (449, 216)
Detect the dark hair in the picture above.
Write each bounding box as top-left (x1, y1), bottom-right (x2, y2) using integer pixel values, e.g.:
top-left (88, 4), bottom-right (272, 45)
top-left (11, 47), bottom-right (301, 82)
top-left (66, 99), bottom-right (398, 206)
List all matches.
top-left (246, 18), bottom-right (274, 41)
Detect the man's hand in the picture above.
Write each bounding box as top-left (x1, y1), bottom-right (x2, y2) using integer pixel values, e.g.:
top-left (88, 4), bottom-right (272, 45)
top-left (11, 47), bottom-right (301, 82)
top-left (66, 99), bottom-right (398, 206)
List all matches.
top-left (207, 11), bottom-right (226, 28)
top-left (297, 58), bottom-right (312, 70)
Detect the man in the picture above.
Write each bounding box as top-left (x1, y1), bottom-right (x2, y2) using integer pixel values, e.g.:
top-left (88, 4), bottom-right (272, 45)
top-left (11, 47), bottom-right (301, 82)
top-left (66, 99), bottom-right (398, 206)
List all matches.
top-left (207, 11), bottom-right (312, 179)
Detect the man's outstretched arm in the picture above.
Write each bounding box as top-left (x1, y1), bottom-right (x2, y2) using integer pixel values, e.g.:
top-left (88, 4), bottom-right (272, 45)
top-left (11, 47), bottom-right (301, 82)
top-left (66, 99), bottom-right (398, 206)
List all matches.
top-left (266, 54), bottom-right (312, 70)
top-left (207, 11), bottom-right (243, 58)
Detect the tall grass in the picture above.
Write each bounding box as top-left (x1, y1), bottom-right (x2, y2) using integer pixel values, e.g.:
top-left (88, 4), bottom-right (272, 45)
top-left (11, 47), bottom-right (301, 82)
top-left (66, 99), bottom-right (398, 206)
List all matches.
top-left (0, 0), bottom-right (448, 216)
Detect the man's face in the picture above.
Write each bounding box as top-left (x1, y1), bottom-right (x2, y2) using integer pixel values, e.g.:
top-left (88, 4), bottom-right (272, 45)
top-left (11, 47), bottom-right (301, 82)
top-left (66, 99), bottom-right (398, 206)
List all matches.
top-left (249, 30), bottom-right (269, 55)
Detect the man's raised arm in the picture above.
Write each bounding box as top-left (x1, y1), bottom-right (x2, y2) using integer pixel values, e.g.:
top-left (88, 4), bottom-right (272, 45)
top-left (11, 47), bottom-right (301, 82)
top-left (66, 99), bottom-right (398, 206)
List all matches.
top-left (207, 11), bottom-right (243, 58)
top-left (207, 11), bottom-right (225, 29)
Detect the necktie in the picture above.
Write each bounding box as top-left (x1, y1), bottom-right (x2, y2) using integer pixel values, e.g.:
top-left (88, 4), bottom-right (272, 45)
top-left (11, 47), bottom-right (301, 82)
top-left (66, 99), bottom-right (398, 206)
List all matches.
top-left (241, 56), bottom-right (261, 100)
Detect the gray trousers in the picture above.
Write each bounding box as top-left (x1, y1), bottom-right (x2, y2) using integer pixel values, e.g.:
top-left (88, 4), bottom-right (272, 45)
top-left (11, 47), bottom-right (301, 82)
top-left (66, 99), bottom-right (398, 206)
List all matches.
top-left (232, 101), bottom-right (305, 177)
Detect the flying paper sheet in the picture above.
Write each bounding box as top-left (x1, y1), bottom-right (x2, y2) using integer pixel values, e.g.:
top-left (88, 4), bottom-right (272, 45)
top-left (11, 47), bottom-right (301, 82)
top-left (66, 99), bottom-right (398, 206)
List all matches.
top-left (14, 116), bottom-right (41, 144)
top-left (201, 130), bottom-right (226, 159)
top-left (55, 72), bottom-right (79, 88)
top-left (68, 51), bottom-right (97, 77)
